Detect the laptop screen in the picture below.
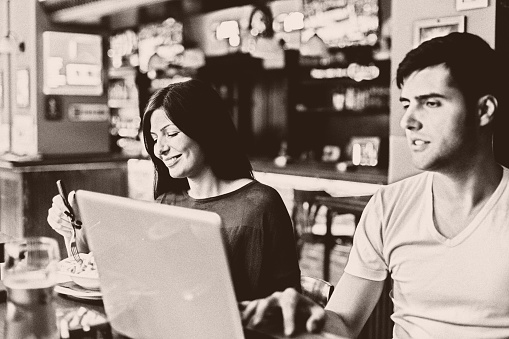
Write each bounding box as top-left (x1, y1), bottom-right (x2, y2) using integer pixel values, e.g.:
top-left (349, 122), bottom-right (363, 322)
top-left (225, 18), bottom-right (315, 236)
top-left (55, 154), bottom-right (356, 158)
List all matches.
top-left (75, 190), bottom-right (245, 339)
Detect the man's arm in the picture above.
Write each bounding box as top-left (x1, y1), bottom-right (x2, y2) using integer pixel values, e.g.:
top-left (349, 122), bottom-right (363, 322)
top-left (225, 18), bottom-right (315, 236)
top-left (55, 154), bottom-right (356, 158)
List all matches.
top-left (322, 273), bottom-right (385, 338)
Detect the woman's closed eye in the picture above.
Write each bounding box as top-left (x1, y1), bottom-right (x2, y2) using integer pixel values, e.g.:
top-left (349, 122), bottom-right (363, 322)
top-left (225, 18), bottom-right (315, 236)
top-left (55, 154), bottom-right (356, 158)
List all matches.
top-left (165, 131), bottom-right (179, 138)
top-left (151, 131), bottom-right (179, 143)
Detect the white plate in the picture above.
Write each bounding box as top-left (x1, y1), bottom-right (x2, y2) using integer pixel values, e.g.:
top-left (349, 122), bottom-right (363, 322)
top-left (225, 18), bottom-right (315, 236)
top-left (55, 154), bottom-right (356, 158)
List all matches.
top-left (55, 280), bottom-right (102, 300)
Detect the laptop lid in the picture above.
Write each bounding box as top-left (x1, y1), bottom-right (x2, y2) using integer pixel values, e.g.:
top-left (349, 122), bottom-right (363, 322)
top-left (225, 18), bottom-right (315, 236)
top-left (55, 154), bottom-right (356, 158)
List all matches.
top-left (75, 190), bottom-right (245, 339)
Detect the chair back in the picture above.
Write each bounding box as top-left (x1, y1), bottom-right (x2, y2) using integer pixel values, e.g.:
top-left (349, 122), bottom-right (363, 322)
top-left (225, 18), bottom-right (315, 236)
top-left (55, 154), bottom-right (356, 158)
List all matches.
top-left (300, 275), bottom-right (334, 307)
top-left (291, 190), bottom-right (330, 258)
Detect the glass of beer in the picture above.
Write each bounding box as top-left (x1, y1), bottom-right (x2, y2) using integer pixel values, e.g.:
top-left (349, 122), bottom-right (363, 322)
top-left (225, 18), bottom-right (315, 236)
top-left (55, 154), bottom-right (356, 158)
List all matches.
top-left (3, 236), bottom-right (60, 339)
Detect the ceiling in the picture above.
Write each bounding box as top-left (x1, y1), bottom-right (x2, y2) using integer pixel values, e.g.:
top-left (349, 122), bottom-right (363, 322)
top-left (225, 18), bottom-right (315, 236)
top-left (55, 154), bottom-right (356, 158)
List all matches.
top-left (39, 0), bottom-right (268, 25)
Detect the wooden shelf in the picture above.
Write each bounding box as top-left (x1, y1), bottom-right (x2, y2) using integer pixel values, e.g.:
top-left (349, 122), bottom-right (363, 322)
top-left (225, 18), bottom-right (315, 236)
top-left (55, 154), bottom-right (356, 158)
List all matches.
top-left (298, 77), bottom-right (386, 86)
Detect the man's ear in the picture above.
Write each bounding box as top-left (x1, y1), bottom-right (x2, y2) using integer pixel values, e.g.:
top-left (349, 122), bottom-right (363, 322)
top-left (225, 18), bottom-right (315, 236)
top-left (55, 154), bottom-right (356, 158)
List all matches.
top-left (477, 95), bottom-right (497, 127)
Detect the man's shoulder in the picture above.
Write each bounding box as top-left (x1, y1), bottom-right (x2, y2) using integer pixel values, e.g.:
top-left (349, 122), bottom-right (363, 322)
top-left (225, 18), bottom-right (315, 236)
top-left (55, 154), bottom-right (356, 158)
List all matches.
top-left (384, 171), bottom-right (427, 189)
top-left (378, 171), bottom-right (429, 199)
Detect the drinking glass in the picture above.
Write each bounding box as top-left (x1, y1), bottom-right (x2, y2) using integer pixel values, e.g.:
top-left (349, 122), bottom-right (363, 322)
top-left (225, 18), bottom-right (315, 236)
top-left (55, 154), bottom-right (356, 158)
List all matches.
top-left (3, 236), bottom-right (61, 339)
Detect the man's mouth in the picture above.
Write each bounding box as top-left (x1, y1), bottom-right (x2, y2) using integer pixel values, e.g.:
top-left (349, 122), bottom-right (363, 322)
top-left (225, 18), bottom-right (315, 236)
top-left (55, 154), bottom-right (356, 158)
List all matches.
top-left (410, 138), bottom-right (429, 150)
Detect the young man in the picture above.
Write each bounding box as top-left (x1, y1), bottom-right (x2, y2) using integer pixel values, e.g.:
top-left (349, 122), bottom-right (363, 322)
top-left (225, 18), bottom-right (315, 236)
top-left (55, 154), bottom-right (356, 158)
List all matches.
top-left (241, 32), bottom-right (509, 338)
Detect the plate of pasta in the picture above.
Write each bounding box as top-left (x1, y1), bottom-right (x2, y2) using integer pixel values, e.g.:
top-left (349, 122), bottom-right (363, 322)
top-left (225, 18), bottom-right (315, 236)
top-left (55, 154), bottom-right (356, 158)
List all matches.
top-left (58, 252), bottom-right (100, 291)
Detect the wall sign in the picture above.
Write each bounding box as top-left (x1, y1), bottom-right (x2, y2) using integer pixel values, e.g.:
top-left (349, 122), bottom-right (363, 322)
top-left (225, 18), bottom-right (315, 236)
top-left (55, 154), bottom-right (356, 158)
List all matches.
top-left (43, 31), bottom-right (103, 96)
top-left (68, 103), bottom-right (109, 122)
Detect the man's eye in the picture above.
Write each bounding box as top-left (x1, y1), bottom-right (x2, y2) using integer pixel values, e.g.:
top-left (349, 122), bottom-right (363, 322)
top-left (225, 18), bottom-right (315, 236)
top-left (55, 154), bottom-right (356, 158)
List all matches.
top-left (426, 101), bottom-right (440, 108)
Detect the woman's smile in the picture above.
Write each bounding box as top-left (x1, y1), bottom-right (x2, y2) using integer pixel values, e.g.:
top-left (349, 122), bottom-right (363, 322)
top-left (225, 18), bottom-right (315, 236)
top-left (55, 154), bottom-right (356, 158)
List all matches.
top-left (162, 154), bottom-right (182, 167)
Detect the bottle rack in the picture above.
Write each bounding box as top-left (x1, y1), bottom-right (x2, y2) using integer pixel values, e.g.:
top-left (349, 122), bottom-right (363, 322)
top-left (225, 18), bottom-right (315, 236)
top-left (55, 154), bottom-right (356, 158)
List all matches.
top-left (285, 49), bottom-right (390, 166)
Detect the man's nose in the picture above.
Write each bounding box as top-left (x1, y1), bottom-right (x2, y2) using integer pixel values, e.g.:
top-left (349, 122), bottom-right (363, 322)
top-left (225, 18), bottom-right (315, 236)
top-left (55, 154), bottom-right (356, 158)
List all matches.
top-left (400, 106), bottom-right (421, 131)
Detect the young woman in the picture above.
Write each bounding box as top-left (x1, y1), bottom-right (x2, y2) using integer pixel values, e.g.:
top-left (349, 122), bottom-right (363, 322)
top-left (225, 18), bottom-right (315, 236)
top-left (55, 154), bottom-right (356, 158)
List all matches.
top-left (48, 79), bottom-right (301, 301)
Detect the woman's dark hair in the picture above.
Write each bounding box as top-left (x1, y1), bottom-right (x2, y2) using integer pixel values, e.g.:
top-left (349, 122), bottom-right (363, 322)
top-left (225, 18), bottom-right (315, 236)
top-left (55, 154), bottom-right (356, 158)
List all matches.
top-left (396, 32), bottom-right (504, 113)
top-left (142, 79), bottom-right (253, 198)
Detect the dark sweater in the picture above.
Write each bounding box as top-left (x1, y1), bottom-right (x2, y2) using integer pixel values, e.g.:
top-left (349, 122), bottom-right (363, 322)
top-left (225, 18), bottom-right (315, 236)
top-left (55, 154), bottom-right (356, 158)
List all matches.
top-left (156, 181), bottom-right (301, 301)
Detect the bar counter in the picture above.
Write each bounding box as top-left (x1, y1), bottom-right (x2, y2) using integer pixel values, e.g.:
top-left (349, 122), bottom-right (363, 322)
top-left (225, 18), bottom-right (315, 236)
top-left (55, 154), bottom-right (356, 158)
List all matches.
top-left (250, 158), bottom-right (388, 185)
top-left (250, 158), bottom-right (386, 203)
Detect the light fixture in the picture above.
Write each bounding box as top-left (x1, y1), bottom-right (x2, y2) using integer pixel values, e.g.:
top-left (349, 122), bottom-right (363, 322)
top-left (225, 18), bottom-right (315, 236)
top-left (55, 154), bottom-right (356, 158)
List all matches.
top-left (0, 36), bottom-right (16, 54)
top-left (0, 0), bottom-right (24, 55)
top-left (0, 34), bottom-right (24, 55)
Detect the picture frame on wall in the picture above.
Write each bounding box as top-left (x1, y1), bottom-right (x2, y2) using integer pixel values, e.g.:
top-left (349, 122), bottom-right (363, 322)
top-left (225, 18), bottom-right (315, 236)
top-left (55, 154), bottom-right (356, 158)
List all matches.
top-left (413, 16), bottom-right (466, 48)
top-left (456, 0), bottom-right (489, 11)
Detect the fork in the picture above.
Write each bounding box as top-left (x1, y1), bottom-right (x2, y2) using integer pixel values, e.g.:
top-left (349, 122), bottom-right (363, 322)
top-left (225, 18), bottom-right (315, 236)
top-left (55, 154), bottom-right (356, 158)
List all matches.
top-left (68, 218), bottom-right (83, 265)
top-left (56, 180), bottom-right (83, 265)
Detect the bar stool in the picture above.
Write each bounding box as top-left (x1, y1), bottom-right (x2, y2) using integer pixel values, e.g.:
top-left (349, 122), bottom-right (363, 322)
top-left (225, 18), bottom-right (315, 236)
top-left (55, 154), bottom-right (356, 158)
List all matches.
top-left (314, 195), bottom-right (372, 282)
top-left (291, 189), bottom-right (331, 261)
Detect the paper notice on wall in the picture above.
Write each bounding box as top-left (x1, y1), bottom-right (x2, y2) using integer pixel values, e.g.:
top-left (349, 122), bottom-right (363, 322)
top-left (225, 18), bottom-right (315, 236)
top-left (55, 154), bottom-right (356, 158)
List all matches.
top-left (43, 32), bottom-right (103, 96)
top-left (68, 103), bottom-right (109, 122)
top-left (12, 115), bottom-right (36, 156)
top-left (0, 124), bottom-right (9, 154)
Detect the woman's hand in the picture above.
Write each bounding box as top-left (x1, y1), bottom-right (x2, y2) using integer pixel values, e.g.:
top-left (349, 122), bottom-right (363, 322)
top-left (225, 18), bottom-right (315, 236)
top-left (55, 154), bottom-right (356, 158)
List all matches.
top-left (47, 190), bottom-right (78, 239)
top-left (240, 288), bottom-right (326, 337)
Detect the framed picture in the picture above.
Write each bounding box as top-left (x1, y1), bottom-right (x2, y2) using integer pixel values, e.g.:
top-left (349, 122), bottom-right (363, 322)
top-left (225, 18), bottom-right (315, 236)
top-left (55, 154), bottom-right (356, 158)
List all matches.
top-left (456, 0), bottom-right (489, 11)
top-left (413, 16), bottom-right (466, 48)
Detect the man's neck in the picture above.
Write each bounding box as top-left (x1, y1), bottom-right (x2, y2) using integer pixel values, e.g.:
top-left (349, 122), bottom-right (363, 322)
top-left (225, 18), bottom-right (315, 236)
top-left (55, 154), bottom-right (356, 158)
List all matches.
top-left (431, 159), bottom-right (503, 238)
top-left (432, 159), bottom-right (502, 205)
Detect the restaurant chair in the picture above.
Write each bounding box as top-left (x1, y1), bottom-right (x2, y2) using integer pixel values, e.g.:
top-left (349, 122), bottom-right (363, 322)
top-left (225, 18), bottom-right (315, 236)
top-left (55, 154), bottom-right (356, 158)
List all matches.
top-left (291, 189), bottom-right (331, 260)
top-left (300, 275), bottom-right (334, 308)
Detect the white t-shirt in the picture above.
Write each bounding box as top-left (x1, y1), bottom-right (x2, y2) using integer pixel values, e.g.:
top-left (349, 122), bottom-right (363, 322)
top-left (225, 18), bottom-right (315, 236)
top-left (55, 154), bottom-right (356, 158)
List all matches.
top-left (345, 167), bottom-right (509, 339)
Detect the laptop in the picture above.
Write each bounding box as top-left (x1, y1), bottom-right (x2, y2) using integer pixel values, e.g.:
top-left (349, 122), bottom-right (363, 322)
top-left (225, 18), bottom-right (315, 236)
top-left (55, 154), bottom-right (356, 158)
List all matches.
top-left (75, 190), bottom-right (248, 339)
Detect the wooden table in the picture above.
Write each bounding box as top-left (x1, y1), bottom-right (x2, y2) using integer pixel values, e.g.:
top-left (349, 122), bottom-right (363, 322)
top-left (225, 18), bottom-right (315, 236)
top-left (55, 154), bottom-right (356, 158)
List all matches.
top-left (0, 282), bottom-right (348, 339)
top-left (0, 283), bottom-right (111, 339)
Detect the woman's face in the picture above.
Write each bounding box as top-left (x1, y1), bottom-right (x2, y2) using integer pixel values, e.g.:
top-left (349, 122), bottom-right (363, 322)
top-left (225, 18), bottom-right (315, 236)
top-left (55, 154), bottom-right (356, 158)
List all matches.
top-left (149, 108), bottom-right (207, 179)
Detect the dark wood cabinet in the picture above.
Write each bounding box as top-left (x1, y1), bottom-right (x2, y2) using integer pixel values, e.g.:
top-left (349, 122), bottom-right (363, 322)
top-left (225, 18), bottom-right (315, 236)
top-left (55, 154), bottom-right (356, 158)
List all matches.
top-left (198, 53), bottom-right (264, 155)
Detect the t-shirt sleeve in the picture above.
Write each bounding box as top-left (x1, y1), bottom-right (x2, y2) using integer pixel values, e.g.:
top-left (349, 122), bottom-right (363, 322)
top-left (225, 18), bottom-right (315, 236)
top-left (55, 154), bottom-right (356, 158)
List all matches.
top-left (261, 189), bottom-right (302, 295)
top-left (344, 193), bottom-right (388, 281)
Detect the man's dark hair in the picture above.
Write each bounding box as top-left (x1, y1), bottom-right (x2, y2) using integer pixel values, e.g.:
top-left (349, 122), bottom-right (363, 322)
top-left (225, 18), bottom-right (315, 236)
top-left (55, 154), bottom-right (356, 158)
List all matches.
top-left (397, 32), bottom-right (509, 166)
top-left (396, 32), bottom-right (504, 113)
top-left (142, 79), bottom-right (253, 198)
